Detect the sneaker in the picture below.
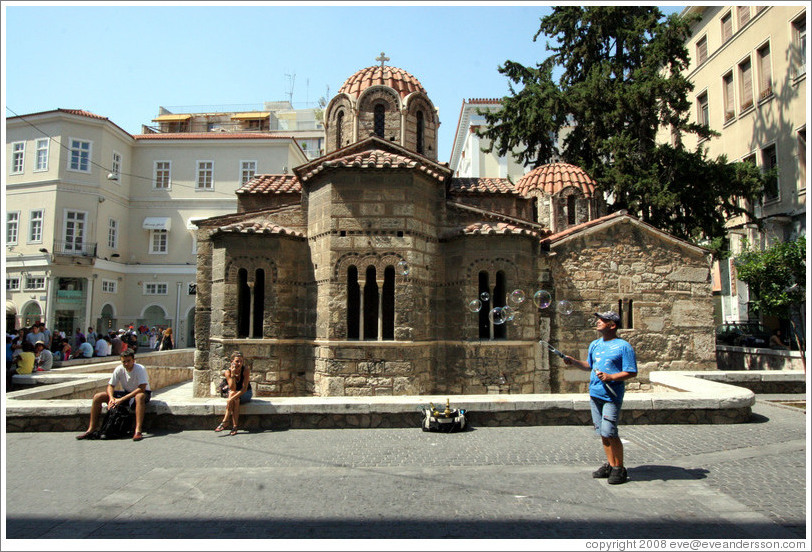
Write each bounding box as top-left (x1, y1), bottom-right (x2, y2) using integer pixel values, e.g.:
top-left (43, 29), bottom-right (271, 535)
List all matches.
top-left (608, 466), bottom-right (628, 485)
top-left (592, 462), bottom-right (612, 478)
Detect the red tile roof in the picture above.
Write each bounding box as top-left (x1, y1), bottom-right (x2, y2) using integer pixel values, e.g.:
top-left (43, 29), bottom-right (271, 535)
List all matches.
top-left (515, 162), bottom-right (596, 197)
top-left (132, 132), bottom-right (297, 140)
top-left (460, 221), bottom-right (541, 237)
top-left (214, 221), bottom-right (305, 238)
top-left (449, 177), bottom-right (520, 195)
top-left (299, 147), bottom-right (447, 182)
top-left (338, 65), bottom-right (426, 99)
top-left (540, 211), bottom-right (628, 245)
top-left (237, 174), bottom-right (301, 195)
top-left (59, 108), bottom-right (109, 120)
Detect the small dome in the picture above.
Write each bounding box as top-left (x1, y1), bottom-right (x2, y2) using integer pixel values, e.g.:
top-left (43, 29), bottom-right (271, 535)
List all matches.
top-left (338, 65), bottom-right (426, 99)
top-left (516, 162), bottom-right (596, 197)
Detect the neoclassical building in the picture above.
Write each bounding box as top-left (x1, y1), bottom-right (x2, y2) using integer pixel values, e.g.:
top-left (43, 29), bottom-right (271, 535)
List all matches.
top-left (192, 62), bottom-right (716, 398)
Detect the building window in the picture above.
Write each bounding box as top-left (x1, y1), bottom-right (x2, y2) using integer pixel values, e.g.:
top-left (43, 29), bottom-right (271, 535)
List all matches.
top-left (6, 277), bottom-right (21, 291)
top-left (11, 142), bottom-right (25, 174)
top-left (35, 138), bottom-right (49, 171)
top-left (108, 218), bottom-right (118, 249)
top-left (111, 151), bottom-right (121, 180)
top-left (150, 229), bottom-right (168, 254)
top-left (416, 110), bottom-right (425, 154)
top-left (696, 35), bottom-right (708, 66)
top-left (252, 269), bottom-right (265, 338)
top-left (797, 127), bottom-right (806, 192)
top-left (7, 211), bottom-right (20, 244)
top-left (29, 209), bottom-right (43, 243)
top-left (762, 144), bottom-right (779, 202)
top-left (374, 104), bottom-right (386, 138)
top-left (336, 110), bottom-right (344, 147)
top-left (240, 160), bottom-right (257, 185)
top-left (154, 161), bottom-right (171, 189)
top-left (697, 92), bottom-right (709, 127)
top-left (144, 282), bottom-right (168, 295)
top-left (237, 268), bottom-right (250, 337)
top-left (792, 14), bottom-right (806, 78)
top-left (721, 11), bottom-right (733, 43)
top-left (567, 195), bottom-right (577, 225)
top-left (738, 57), bottom-right (753, 110)
top-left (101, 279), bottom-right (117, 293)
top-left (347, 265), bottom-right (360, 339)
top-left (757, 42), bottom-right (772, 99)
top-left (63, 210), bottom-right (86, 253)
top-left (723, 72), bottom-right (735, 121)
top-left (737, 6), bottom-right (750, 28)
top-left (196, 161), bottom-right (214, 189)
top-left (68, 138), bottom-right (91, 172)
top-left (24, 276), bottom-right (46, 290)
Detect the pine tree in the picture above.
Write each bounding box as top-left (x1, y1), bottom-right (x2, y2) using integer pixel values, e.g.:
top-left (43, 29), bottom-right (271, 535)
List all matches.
top-left (479, 6), bottom-right (764, 246)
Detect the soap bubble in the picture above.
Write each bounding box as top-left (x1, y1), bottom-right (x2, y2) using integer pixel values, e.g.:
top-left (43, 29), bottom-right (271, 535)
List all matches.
top-left (397, 260), bottom-right (410, 276)
top-left (488, 307), bottom-right (507, 325)
top-left (467, 299), bottom-right (482, 313)
top-left (480, 291), bottom-right (490, 302)
top-left (533, 290), bottom-right (552, 309)
top-left (509, 289), bottom-right (526, 306)
top-left (502, 305), bottom-right (515, 322)
top-left (557, 300), bottom-right (574, 315)
top-left (510, 310), bottom-right (523, 323)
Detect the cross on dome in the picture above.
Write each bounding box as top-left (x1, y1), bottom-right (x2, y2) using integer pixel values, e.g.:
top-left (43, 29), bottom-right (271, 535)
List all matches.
top-left (376, 52), bottom-right (390, 70)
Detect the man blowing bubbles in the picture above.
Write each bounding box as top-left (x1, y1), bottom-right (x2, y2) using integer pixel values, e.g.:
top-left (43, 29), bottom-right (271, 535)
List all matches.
top-left (564, 311), bottom-right (637, 485)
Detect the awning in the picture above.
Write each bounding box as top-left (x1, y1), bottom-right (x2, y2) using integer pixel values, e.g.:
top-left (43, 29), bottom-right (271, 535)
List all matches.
top-left (143, 217), bottom-right (172, 231)
top-left (231, 112), bottom-right (270, 120)
top-left (186, 217), bottom-right (206, 230)
top-left (152, 114), bottom-right (192, 122)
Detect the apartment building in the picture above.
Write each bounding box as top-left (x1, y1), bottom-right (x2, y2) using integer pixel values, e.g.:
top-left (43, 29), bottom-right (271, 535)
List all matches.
top-left (145, 101), bottom-right (325, 160)
top-left (6, 108), bottom-right (308, 346)
top-left (678, 5), bottom-right (807, 325)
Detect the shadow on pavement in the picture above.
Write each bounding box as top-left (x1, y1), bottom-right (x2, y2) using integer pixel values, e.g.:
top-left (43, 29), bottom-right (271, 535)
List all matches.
top-left (628, 465), bottom-right (709, 482)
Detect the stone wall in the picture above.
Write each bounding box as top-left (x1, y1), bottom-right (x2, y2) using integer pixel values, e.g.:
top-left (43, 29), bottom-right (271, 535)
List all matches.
top-left (548, 218), bottom-right (715, 392)
top-left (715, 345), bottom-right (805, 371)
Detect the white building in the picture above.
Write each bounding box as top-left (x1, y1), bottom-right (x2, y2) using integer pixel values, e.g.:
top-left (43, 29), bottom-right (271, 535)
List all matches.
top-left (6, 108), bottom-right (307, 347)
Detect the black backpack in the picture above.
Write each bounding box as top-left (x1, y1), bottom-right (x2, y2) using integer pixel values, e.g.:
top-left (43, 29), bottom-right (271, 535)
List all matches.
top-left (98, 405), bottom-right (135, 439)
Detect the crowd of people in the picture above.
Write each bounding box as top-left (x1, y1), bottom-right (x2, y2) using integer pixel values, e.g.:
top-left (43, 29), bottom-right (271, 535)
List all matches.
top-left (6, 321), bottom-right (175, 391)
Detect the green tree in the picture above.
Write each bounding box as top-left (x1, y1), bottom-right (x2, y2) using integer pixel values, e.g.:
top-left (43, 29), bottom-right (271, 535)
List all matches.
top-left (479, 6), bottom-right (765, 246)
top-left (735, 236), bottom-right (806, 360)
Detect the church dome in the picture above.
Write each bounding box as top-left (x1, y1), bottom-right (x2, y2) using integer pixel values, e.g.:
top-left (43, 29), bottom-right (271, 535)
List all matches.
top-left (516, 163), bottom-right (596, 197)
top-left (338, 65), bottom-right (427, 99)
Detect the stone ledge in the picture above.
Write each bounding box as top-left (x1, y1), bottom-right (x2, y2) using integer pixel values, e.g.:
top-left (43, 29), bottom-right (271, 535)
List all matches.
top-left (4, 370), bottom-right (786, 431)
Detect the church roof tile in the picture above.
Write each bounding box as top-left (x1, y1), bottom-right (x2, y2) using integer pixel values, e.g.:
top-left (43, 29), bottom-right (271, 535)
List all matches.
top-left (515, 162), bottom-right (596, 197)
top-left (338, 65), bottom-right (426, 99)
top-left (449, 177), bottom-right (520, 195)
top-left (237, 174), bottom-right (301, 194)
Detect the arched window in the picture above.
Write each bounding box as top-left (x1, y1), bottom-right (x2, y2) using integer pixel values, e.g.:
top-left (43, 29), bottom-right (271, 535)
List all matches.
top-left (382, 265), bottom-right (395, 340)
top-left (252, 269), bottom-right (265, 338)
top-left (237, 268), bottom-right (250, 338)
top-left (494, 271), bottom-right (507, 339)
top-left (374, 104), bottom-right (386, 138)
top-left (347, 265), bottom-right (360, 339)
top-left (567, 196), bottom-right (577, 225)
top-left (363, 266), bottom-right (379, 340)
top-left (336, 110), bottom-right (344, 148)
top-left (478, 271), bottom-right (491, 339)
top-left (416, 110), bottom-right (425, 154)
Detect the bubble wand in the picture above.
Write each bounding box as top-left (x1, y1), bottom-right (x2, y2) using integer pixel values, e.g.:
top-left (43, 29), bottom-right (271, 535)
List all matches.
top-left (539, 340), bottom-right (617, 398)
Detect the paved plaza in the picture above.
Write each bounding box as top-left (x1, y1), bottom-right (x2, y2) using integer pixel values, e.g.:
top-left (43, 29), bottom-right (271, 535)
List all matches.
top-left (3, 396), bottom-right (808, 543)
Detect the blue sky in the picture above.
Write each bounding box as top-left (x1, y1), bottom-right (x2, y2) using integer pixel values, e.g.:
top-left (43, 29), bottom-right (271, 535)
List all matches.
top-left (3, 3), bottom-right (685, 162)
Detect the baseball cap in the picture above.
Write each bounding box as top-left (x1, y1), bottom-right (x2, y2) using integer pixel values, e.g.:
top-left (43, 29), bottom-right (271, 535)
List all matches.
top-left (594, 311), bottom-right (621, 325)
top-left (35, 340), bottom-right (45, 347)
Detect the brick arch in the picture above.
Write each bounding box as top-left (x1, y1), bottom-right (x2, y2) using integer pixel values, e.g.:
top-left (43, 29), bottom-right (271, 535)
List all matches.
top-left (465, 257), bottom-right (520, 282)
top-left (403, 92), bottom-right (437, 124)
top-left (334, 251), bottom-right (406, 281)
top-left (324, 94), bottom-right (356, 152)
top-left (357, 85), bottom-right (403, 112)
top-left (225, 256), bottom-right (278, 283)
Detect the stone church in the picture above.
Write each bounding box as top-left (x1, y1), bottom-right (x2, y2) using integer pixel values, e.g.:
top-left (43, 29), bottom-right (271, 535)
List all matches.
top-left (192, 62), bottom-right (716, 398)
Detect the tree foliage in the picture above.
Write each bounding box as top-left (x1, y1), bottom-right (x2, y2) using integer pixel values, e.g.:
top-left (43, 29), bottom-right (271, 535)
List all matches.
top-left (734, 236), bottom-right (806, 319)
top-left (478, 6), bottom-right (765, 246)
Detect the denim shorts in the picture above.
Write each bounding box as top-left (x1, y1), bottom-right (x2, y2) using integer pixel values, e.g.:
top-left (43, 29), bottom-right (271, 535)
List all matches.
top-left (590, 396), bottom-right (621, 438)
top-left (239, 387), bottom-right (253, 404)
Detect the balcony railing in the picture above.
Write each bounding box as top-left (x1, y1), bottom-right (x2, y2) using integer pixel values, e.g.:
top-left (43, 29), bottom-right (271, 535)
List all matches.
top-left (53, 241), bottom-right (97, 257)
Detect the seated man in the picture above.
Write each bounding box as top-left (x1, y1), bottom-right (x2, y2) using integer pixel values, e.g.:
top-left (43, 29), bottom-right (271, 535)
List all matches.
top-left (34, 341), bottom-right (53, 371)
top-left (94, 335), bottom-right (111, 357)
top-left (73, 337), bottom-right (94, 359)
top-left (75, 350), bottom-right (152, 441)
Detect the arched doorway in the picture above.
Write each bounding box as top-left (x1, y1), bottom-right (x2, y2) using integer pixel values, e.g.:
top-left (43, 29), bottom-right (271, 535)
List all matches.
top-left (21, 302), bottom-right (42, 328)
top-left (6, 301), bottom-right (18, 332)
top-left (97, 304), bottom-right (116, 336)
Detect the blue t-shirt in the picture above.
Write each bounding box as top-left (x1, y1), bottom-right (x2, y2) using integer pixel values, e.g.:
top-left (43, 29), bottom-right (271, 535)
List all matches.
top-left (587, 337), bottom-right (637, 403)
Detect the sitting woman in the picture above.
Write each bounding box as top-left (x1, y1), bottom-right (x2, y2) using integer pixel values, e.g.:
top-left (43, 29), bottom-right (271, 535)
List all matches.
top-left (215, 352), bottom-right (252, 436)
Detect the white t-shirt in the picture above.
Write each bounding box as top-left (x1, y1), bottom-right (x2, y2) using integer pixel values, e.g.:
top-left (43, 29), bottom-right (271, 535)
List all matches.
top-left (94, 339), bottom-right (110, 357)
top-left (108, 363), bottom-right (151, 392)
